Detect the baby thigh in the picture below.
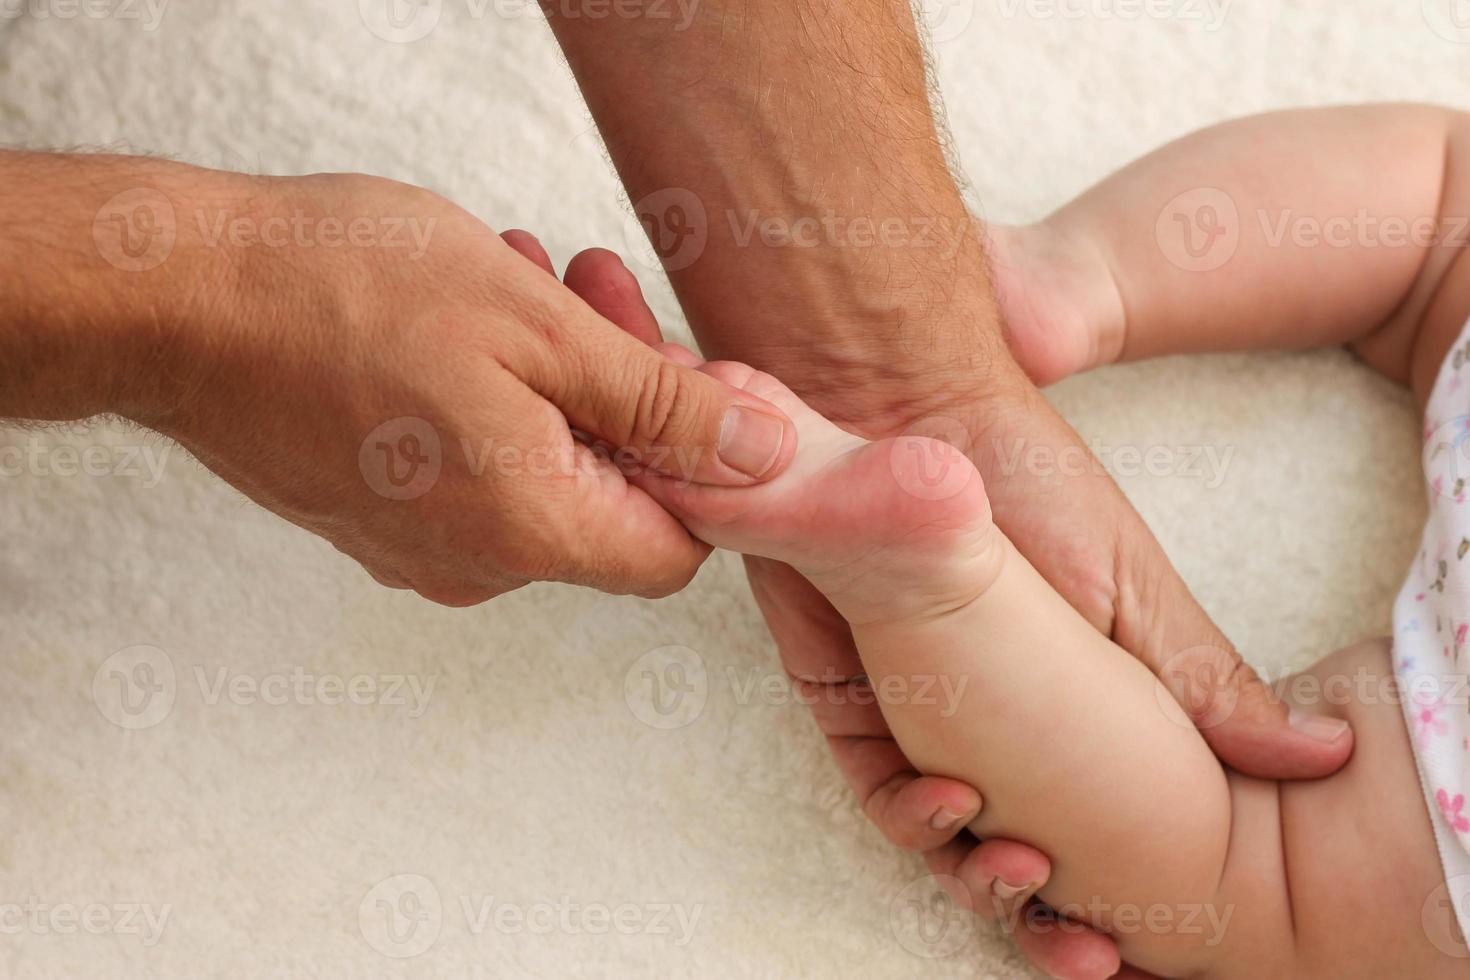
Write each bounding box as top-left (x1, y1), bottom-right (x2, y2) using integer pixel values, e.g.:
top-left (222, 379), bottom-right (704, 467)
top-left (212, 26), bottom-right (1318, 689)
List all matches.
top-left (1271, 638), bottom-right (1463, 978)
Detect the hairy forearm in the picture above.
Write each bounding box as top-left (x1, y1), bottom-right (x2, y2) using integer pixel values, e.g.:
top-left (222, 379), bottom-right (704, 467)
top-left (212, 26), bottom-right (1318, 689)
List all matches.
top-left (546, 0), bottom-right (1006, 425)
top-left (0, 151), bottom-right (255, 424)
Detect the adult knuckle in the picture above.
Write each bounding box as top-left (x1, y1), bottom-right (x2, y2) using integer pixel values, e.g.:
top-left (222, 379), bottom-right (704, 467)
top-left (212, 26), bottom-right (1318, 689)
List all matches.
top-left (628, 358), bottom-right (700, 451)
top-left (500, 279), bottom-right (566, 346)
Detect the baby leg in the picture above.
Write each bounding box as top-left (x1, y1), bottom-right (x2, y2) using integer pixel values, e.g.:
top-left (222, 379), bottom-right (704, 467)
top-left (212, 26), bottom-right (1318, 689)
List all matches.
top-left (638, 358), bottom-right (1268, 977)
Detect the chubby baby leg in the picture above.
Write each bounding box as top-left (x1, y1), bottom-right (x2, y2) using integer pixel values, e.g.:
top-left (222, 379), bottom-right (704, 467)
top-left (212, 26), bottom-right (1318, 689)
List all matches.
top-left (635, 354), bottom-right (1296, 976)
top-left (1268, 639), bottom-right (1465, 978)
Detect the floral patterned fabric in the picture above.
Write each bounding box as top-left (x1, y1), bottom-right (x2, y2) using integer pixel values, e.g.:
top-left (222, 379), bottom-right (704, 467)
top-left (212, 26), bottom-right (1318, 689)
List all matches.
top-left (1395, 318), bottom-right (1470, 940)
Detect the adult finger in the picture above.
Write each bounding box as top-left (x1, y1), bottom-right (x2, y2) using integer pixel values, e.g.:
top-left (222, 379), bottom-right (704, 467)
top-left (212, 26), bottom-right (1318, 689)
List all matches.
top-left (502, 270), bottom-right (797, 486)
top-left (500, 228), bottom-right (556, 275)
top-left (563, 247), bottom-right (663, 347)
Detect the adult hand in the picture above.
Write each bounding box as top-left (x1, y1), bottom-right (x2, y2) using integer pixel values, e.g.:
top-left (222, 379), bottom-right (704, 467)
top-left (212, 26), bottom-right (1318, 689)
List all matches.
top-left (182, 174), bottom-right (806, 604)
top-left (0, 153), bottom-right (796, 605)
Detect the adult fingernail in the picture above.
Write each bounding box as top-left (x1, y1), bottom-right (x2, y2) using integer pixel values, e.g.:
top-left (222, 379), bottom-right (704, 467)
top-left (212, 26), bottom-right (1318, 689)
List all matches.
top-left (719, 406), bottom-right (786, 478)
top-left (930, 806), bottom-right (966, 832)
top-left (992, 878), bottom-right (1032, 901)
top-left (1288, 709), bottom-right (1350, 743)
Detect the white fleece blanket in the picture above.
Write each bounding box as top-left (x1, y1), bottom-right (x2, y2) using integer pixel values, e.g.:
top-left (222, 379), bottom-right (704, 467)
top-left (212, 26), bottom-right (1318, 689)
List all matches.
top-left (0, 2), bottom-right (1461, 976)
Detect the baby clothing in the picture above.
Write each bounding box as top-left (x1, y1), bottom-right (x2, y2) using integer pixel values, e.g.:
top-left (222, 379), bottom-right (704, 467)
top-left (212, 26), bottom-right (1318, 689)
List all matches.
top-left (1395, 315), bottom-right (1470, 941)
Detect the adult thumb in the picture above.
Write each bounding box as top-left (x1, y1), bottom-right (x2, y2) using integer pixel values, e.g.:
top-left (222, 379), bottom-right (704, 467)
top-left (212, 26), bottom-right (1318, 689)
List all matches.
top-left (1153, 630), bottom-right (1354, 781)
top-left (518, 304), bottom-right (797, 486)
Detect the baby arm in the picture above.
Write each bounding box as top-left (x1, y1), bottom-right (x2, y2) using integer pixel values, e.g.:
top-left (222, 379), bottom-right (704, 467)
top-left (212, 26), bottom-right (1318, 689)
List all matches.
top-left (998, 104), bottom-right (1470, 397)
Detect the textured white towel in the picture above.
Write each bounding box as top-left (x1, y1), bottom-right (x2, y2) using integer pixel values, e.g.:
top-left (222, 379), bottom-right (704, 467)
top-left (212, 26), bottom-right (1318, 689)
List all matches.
top-left (0, 2), bottom-right (1462, 976)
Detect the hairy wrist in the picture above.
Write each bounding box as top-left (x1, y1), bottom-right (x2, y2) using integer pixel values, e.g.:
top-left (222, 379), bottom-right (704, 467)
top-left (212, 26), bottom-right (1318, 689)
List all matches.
top-left (677, 224), bottom-right (1021, 434)
top-left (551, 0), bottom-right (1019, 427)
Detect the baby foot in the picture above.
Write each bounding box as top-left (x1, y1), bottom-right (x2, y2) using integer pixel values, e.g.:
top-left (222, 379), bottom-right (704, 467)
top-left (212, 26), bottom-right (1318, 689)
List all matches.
top-left (636, 358), bottom-right (1005, 627)
top-left (555, 243), bottom-right (1006, 626)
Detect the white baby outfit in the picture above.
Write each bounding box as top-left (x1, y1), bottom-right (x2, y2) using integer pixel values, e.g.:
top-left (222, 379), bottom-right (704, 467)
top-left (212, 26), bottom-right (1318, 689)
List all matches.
top-left (1395, 316), bottom-right (1470, 943)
